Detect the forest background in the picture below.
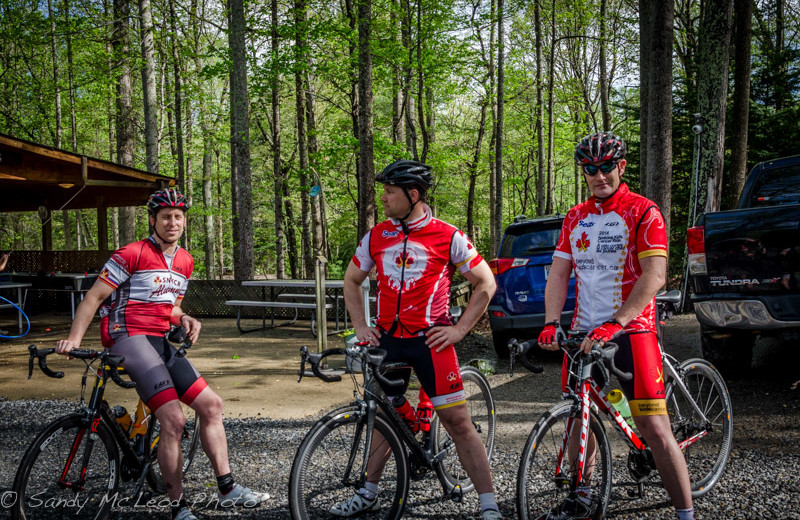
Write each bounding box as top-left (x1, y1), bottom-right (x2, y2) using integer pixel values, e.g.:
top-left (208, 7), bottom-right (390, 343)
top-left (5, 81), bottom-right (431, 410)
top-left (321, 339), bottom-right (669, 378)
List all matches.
top-left (1, 0), bottom-right (798, 284)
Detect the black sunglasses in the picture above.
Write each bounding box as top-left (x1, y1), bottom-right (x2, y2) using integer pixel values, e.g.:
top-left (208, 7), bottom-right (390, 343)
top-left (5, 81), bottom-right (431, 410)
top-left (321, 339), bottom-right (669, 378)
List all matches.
top-left (582, 161), bottom-right (617, 176)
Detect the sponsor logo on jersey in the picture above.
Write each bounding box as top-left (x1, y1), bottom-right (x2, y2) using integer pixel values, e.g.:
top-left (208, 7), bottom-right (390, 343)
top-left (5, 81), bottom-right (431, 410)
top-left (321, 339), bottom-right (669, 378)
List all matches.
top-left (382, 230), bottom-right (400, 238)
top-left (650, 367), bottom-right (664, 384)
top-left (575, 232), bottom-right (591, 252)
top-left (154, 379), bottom-right (170, 390)
top-left (579, 220), bottom-right (595, 227)
top-left (447, 372), bottom-right (458, 382)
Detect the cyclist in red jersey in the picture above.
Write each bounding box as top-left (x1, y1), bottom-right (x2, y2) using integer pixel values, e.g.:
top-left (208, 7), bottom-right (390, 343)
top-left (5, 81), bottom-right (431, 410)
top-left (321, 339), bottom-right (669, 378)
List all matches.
top-left (538, 133), bottom-right (694, 520)
top-left (337, 160), bottom-right (502, 520)
top-left (56, 188), bottom-right (268, 520)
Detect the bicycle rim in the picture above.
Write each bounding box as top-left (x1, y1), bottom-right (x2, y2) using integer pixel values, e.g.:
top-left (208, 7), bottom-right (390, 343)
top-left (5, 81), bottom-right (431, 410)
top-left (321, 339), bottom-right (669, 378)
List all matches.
top-left (666, 358), bottom-right (733, 497)
top-left (432, 366), bottom-right (496, 494)
top-left (517, 401), bottom-right (611, 520)
top-left (289, 407), bottom-right (409, 520)
top-left (12, 414), bottom-right (119, 520)
top-left (145, 404), bottom-right (201, 494)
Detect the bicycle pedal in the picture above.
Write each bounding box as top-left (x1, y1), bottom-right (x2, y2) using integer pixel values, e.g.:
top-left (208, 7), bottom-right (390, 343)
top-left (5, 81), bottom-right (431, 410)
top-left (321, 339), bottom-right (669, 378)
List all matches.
top-left (448, 484), bottom-right (464, 503)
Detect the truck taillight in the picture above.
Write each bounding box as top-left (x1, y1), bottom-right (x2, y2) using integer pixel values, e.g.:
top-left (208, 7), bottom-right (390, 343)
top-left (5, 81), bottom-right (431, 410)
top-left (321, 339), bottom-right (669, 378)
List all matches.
top-left (686, 226), bottom-right (707, 275)
top-left (488, 258), bottom-right (529, 275)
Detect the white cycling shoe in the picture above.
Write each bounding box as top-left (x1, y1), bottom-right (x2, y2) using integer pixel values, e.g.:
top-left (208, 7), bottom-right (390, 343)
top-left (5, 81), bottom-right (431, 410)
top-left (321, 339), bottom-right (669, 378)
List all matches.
top-left (216, 483), bottom-right (270, 508)
top-left (328, 492), bottom-right (380, 517)
top-left (482, 509), bottom-right (504, 520)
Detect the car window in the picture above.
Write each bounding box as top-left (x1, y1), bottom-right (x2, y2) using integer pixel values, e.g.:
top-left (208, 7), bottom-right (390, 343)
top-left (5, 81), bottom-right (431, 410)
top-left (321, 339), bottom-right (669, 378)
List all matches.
top-left (749, 163), bottom-right (800, 207)
top-left (500, 225), bottom-right (561, 258)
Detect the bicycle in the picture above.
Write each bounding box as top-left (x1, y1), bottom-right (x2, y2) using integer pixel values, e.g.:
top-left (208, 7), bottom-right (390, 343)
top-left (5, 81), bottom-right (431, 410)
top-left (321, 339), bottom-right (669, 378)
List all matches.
top-left (11, 329), bottom-right (201, 520)
top-left (508, 290), bottom-right (733, 519)
top-left (288, 342), bottom-right (496, 519)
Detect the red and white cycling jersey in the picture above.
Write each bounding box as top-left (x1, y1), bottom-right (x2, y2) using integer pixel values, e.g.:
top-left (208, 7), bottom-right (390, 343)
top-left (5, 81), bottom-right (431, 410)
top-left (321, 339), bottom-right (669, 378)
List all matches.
top-left (98, 236), bottom-right (194, 345)
top-left (353, 207), bottom-right (483, 337)
top-left (554, 183), bottom-right (667, 333)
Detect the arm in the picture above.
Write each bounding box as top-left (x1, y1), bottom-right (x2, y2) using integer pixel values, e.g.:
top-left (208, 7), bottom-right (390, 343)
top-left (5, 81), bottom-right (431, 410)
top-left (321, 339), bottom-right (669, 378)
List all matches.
top-left (171, 302), bottom-right (201, 343)
top-left (539, 256), bottom-right (572, 350)
top-left (425, 259), bottom-right (496, 352)
top-left (55, 279), bottom-right (115, 357)
top-left (581, 255), bottom-right (666, 352)
top-left (343, 260), bottom-right (380, 345)
top-left (0, 253), bottom-right (8, 272)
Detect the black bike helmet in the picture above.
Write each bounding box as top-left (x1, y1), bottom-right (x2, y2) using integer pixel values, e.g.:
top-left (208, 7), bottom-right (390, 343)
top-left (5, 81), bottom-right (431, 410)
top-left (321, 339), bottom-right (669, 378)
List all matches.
top-left (574, 132), bottom-right (627, 165)
top-left (147, 187), bottom-right (190, 214)
top-left (376, 160), bottom-right (433, 191)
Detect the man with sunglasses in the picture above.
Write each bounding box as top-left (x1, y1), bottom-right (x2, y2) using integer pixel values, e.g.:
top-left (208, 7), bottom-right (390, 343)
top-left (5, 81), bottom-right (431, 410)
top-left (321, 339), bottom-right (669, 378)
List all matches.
top-left (537, 132), bottom-right (695, 520)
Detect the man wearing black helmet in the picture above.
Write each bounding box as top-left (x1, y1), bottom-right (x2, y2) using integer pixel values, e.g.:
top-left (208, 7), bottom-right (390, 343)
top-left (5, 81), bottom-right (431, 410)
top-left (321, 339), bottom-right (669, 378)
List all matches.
top-left (340, 160), bottom-right (502, 519)
top-left (538, 133), bottom-right (694, 520)
top-left (56, 188), bottom-right (269, 520)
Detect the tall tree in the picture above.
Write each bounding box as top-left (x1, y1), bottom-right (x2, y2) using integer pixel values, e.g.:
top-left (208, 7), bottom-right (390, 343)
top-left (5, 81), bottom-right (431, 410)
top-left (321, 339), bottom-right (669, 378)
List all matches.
top-left (638, 0), bottom-right (652, 191)
top-left (169, 0), bottom-right (185, 191)
top-left (598, 0), bottom-right (611, 131)
top-left (357, 0), bottom-right (376, 239)
top-left (534, 0), bottom-right (546, 215)
top-left (229, 0), bottom-right (254, 279)
top-left (493, 0), bottom-right (504, 254)
top-left (271, 0), bottom-right (285, 278)
top-left (295, 0), bottom-right (313, 275)
top-left (113, 0), bottom-right (137, 245)
top-left (139, 0), bottom-right (159, 175)
top-left (725, 0), bottom-right (752, 209)
top-left (696, 0), bottom-right (733, 213)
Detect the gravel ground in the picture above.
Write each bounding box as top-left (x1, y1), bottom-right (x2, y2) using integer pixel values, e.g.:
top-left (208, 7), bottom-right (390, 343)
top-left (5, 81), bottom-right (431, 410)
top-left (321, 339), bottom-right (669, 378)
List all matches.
top-left (2, 314), bottom-right (800, 519)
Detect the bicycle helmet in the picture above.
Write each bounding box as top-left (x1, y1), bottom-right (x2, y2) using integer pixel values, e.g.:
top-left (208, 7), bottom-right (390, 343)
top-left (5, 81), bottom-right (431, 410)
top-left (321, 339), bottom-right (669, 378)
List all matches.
top-left (376, 160), bottom-right (433, 191)
top-left (574, 132), bottom-right (627, 165)
top-left (147, 187), bottom-right (189, 214)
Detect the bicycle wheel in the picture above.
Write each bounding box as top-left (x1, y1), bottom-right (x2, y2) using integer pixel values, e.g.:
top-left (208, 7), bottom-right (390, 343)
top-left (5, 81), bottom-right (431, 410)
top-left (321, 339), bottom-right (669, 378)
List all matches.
top-left (144, 404), bottom-right (201, 494)
top-left (12, 414), bottom-right (119, 520)
top-left (432, 365), bottom-right (496, 494)
top-left (517, 401), bottom-right (612, 520)
top-left (289, 406), bottom-right (409, 520)
top-left (665, 358), bottom-right (733, 498)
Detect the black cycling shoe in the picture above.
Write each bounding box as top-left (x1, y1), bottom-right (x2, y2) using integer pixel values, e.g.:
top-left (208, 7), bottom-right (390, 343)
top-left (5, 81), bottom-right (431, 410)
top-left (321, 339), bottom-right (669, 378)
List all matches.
top-left (536, 494), bottom-right (593, 520)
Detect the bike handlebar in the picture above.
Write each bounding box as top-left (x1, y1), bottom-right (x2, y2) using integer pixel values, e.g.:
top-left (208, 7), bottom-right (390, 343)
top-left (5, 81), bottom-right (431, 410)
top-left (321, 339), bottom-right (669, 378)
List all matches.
top-left (506, 338), bottom-right (544, 376)
top-left (26, 344), bottom-right (136, 388)
top-left (298, 342), bottom-right (406, 390)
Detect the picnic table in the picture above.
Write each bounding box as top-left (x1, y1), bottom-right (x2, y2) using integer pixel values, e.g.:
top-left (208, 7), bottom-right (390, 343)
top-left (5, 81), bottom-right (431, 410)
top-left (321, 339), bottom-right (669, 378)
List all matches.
top-left (0, 281), bottom-right (31, 331)
top-left (225, 278), bottom-right (371, 335)
top-left (10, 272), bottom-right (99, 319)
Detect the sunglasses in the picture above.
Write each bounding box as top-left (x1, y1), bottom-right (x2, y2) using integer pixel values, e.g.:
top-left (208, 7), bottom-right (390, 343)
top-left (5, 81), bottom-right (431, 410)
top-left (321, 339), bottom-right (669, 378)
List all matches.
top-left (582, 161), bottom-right (617, 176)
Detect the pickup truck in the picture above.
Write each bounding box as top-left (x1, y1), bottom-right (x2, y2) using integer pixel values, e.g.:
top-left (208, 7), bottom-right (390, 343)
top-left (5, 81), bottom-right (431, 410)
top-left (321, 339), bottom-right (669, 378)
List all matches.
top-left (686, 155), bottom-right (800, 376)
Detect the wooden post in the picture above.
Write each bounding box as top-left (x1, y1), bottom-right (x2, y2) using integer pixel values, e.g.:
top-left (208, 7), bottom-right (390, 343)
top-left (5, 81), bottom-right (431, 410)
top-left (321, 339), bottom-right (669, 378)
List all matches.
top-left (315, 255), bottom-right (328, 353)
top-left (97, 196), bottom-right (108, 267)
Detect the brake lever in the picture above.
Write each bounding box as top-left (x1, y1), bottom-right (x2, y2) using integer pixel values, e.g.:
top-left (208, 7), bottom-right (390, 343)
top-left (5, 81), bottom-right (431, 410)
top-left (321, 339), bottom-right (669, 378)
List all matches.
top-left (298, 346), bottom-right (309, 383)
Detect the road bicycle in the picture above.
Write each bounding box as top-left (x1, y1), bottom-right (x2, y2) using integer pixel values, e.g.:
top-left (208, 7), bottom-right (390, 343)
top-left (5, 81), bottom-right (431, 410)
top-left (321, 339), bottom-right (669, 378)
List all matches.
top-left (11, 330), bottom-right (201, 520)
top-left (288, 342), bottom-right (496, 519)
top-left (508, 290), bottom-right (733, 519)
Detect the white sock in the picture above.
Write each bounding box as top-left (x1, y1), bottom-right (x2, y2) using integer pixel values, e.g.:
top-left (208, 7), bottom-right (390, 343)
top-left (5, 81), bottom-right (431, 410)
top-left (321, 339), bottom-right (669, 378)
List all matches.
top-left (479, 492), bottom-right (499, 512)
top-left (358, 482), bottom-right (379, 500)
top-left (676, 507), bottom-right (695, 520)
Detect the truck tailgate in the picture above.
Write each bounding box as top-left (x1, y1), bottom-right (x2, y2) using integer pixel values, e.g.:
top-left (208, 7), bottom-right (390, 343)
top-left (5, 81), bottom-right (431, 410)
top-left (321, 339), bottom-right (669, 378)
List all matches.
top-left (704, 204), bottom-right (800, 294)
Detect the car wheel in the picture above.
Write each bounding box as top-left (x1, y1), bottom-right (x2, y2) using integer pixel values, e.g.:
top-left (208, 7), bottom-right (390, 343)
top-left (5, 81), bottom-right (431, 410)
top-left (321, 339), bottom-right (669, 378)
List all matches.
top-left (700, 326), bottom-right (755, 379)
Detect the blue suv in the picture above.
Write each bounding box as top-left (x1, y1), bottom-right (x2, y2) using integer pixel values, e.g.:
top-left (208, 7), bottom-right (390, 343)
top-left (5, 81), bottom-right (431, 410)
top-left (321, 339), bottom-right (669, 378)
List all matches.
top-left (487, 215), bottom-right (576, 357)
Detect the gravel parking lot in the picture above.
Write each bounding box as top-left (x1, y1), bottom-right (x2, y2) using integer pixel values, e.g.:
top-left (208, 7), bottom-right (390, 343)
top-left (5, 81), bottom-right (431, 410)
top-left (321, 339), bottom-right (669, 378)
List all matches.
top-left (2, 313), bottom-right (799, 519)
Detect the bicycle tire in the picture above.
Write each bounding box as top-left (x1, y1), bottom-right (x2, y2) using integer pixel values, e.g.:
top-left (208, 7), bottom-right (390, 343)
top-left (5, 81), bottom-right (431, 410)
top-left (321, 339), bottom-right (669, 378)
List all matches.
top-left (144, 405), bottom-right (201, 494)
top-left (665, 358), bottom-right (733, 498)
top-left (288, 405), bottom-right (409, 520)
top-left (12, 414), bottom-right (120, 520)
top-left (432, 365), bottom-right (496, 494)
top-left (517, 401), bottom-right (612, 520)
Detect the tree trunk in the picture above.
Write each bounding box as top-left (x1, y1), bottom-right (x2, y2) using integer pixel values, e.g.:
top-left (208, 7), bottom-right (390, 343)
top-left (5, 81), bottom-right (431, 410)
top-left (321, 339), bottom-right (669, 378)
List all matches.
top-left (48, 0), bottom-right (62, 149)
top-left (415, 1), bottom-right (430, 163)
top-left (169, 0), bottom-right (185, 191)
top-left (201, 138), bottom-right (216, 278)
top-left (535, 0), bottom-right (546, 215)
top-left (64, 0), bottom-right (77, 151)
top-left (644, 0), bottom-right (674, 236)
top-left (599, 0), bottom-right (611, 131)
top-left (113, 0), bottom-right (137, 245)
top-left (401, 0), bottom-right (417, 159)
top-left (493, 0), bottom-right (504, 254)
top-left (229, 0), bottom-right (254, 279)
top-left (139, 0), bottom-right (159, 175)
top-left (696, 0), bottom-right (733, 214)
top-left (546, 0), bottom-right (555, 214)
top-left (283, 179), bottom-right (300, 279)
top-left (295, 0), bottom-right (313, 276)
top-left (272, 0), bottom-right (285, 278)
top-left (467, 99), bottom-right (487, 240)
top-left (357, 0), bottom-right (376, 239)
top-left (391, 0), bottom-right (404, 148)
top-left (306, 75), bottom-right (327, 261)
top-left (638, 0), bottom-right (651, 192)
top-left (725, 0), bottom-right (752, 209)
top-left (488, 0), bottom-right (497, 241)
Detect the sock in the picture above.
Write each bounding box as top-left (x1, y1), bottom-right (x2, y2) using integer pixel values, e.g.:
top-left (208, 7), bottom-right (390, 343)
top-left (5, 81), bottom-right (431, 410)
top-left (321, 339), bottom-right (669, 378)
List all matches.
top-left (479, 492), bottom-right (499, 512)
top-left (217, 472), bottom-right (235, 495)
top-left (357, 482), bottom-right (379, 500)
top-left (576, 486), bottom-right (592, 505)
top-left (171, 498), bottom-right (188, 519)
top-left (676, 507), bottom-right (695, 520)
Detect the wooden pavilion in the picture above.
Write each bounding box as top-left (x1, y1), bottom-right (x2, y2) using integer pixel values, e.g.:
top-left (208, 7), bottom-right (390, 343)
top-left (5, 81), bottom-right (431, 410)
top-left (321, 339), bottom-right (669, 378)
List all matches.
top-left (0, 132), bottom-right (174, 271)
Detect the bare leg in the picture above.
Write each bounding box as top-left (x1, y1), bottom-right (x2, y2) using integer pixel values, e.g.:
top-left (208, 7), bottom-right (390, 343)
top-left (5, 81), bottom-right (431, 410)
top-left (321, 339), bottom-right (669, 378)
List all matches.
top-left (435, 403), bottom-right (494, 493)
top-left (189, 387), bottom-right (231, 477)
top-left (154, 400), bottom-right (187, 502)
top-left (635, 414), bottom-right (693, 510)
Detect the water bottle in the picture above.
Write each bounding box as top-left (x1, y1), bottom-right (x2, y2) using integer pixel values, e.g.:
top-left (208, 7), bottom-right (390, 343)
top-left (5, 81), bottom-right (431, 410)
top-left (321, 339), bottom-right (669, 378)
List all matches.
top-left (391, 396), bottom-right (420, 434)
top-left (112, 405), bottom-right (132, 433)
top-left (607, 389), bottom-right (635, 429)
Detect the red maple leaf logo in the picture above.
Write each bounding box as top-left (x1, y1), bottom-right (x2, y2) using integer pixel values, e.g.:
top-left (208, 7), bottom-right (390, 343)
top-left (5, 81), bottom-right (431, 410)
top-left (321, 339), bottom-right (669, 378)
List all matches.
top-left (575, 232), bottom-right (590, 252)
top-left (395, 252), bottom-right (414, 269)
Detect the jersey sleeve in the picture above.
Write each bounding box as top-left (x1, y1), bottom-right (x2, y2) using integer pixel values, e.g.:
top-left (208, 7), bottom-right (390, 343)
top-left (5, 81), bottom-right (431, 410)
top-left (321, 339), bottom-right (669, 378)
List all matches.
top-left (352, 230), bottom-right (375, 272)
top-left (553, 208), bottom-right (579, 261)
top-left (636, 206), bottom-right (668, 259)
top-left (450, 230), bottom-right (483, 274)
top-left (99, 243), bottom-right (139, 290)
